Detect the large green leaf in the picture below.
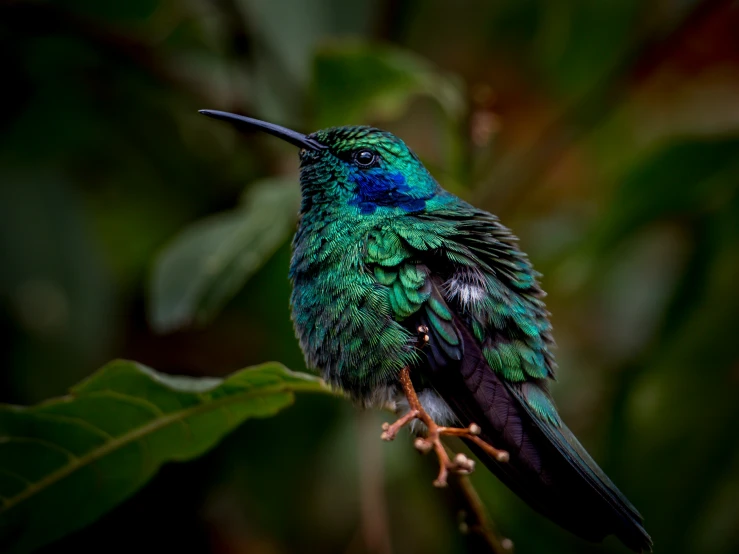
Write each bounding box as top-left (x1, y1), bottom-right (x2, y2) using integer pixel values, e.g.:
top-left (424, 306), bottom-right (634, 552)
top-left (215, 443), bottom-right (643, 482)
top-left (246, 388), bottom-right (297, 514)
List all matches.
top-left (0, 360), bottom-right (330, 554)
top-left (313, 41), bottom-right (465, 128)
top-left (149, 177), bottom-right (300, 332)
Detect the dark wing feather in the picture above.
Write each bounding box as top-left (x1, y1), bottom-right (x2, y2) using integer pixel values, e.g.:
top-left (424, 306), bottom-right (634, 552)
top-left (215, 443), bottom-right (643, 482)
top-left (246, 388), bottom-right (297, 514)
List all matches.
top-left (380, 206), bottom-right (650, 550)
top-left (409, 269), bottom-right (652, 552)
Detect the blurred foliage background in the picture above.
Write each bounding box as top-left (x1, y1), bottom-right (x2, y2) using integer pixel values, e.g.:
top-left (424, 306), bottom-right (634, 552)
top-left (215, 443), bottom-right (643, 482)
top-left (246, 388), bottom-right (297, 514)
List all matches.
top-left (2, 0), bottom-right (739, 552)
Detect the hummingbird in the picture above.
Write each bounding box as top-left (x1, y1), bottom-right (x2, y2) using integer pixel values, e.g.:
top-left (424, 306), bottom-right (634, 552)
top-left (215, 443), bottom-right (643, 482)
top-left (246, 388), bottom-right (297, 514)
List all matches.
top-left (200, 109), bottom-right (652, 552)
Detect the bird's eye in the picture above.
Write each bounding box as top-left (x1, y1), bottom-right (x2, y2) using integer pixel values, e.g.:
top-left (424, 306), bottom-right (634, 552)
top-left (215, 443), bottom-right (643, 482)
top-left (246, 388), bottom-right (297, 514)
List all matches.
top-left (354, 149), bottom-right (377, 168)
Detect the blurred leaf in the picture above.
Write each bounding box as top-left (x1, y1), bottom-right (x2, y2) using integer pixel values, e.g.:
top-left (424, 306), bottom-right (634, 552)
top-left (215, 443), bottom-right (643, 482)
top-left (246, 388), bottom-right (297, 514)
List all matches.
top-left (557, 136), bottom-right (739, 301)
top-left (62, 0), bottom-right (159, 21)
top-left (313, 41), bottom-right (465, 128)
top-left (149, 177), bottom-right (300, 332)
top-left (0, 359), bottom-right (330, 554)
top-left (595, 136), bottom-right (739, 250)
top-left (239, 0), bottom-right (373, 122)
top-left (535, 1), bottom-right (641, 97)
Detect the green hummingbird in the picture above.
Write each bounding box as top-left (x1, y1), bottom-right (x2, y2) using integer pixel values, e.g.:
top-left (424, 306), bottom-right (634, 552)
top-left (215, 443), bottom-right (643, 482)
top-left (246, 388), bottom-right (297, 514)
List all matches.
top-left (200, 109), bottom-right (652, 552)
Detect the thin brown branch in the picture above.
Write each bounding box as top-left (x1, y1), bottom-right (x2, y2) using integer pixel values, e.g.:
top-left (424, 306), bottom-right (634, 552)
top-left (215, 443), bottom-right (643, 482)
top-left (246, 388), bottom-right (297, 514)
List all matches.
top-left (378, 397), bottom-right (513, 553)
top-left (378, 367), bottom-right (513, 552)
top-left (444, 470), bottom-right (514, 554)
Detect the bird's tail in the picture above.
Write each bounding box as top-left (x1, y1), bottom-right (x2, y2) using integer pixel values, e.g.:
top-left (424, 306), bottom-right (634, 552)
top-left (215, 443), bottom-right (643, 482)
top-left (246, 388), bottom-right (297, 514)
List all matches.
top-left (431, 323), bottom-right (653, 552)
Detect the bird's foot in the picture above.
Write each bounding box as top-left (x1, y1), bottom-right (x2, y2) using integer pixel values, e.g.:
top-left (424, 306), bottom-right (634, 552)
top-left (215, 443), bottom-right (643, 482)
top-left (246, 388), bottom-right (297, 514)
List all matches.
top-left (380, 409), bottom-right (419, 441)
top-left (381, 367), bottom-right (509, 488)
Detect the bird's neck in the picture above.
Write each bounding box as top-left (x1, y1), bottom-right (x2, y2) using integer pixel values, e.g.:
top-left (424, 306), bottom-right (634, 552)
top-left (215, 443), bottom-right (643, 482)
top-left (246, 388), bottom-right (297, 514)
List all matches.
top-left (290, 204), bottom-right (372, 278)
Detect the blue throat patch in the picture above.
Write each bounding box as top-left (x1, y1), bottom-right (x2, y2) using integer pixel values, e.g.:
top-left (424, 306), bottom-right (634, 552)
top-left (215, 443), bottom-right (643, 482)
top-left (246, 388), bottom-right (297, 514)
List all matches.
top-left (348, 169), bottom-right (432, 214)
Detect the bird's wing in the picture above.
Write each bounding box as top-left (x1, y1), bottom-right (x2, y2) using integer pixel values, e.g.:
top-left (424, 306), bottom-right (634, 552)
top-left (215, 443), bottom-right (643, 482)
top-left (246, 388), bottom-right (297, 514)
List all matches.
top-left (368, 205), bottom-right (651, 552)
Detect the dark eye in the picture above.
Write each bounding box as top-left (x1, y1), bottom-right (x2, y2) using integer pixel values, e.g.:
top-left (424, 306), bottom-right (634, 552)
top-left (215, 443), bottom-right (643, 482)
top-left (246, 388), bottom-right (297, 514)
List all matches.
top-left (354, 149), bottom-right (377, 168)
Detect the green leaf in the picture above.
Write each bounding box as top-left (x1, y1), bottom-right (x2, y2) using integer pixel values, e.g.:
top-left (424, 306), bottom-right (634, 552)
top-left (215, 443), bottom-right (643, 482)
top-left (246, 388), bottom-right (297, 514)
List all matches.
top-left (313, 41), bottom-right (465, 128)
top-left (0, 360), bottom-right (330, 554)
top-left (238, 0), bottom-right (374, 122)
top-left (149, 177), bottom-right (300, 332)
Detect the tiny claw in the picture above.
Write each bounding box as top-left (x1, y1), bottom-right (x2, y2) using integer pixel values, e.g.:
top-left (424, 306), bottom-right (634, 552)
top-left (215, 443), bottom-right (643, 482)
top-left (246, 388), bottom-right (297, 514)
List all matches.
top-left (433, 478), bottom-right (448, 488)
top-left (454, 453), bottom-right (476, 473)
top-left (414, 437), bottom-right (433, 454)
top-left (382, 367), bottom-right (507, 491)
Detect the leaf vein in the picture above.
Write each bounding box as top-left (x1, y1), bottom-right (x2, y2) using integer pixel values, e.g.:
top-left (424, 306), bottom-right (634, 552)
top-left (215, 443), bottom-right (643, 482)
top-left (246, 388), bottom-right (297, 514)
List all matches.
top-left (0, 382), bottom-right (319, 516)
top-left (28, 412), bottom-right (114, 440)
top-left (0, 437), bottom-right (78, 462)
top-left (88, 391), bottom-right (167, 417)
top-left (0, 467), bottom-right (33, 487)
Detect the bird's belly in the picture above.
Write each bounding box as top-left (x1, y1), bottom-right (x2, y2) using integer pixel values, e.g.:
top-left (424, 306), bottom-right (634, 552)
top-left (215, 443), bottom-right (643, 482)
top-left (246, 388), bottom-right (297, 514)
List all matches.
top-left (359, 381), bottom-right (457, 426)
top-left (396, 388), bottom-right (459, 430)
top-left (290, 264), bottom-right (417, 400)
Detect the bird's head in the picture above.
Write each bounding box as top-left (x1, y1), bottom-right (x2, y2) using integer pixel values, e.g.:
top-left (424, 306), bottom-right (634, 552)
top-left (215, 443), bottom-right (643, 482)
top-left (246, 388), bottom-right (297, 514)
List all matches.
top-left (200, 110), bottom-right (440, 215)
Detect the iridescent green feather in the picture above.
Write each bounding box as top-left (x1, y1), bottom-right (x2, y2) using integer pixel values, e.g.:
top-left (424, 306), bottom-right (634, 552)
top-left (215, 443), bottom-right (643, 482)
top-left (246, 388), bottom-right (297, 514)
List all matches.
top-left (283, 123), bottom-right (650, 551)
top-left (290, 126), bottom-right (556, 417)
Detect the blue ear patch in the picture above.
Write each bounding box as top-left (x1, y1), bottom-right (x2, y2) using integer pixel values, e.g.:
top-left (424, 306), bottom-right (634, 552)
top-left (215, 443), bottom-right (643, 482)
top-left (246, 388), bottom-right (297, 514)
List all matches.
top-left (348, 169), bottom-right (431, 214)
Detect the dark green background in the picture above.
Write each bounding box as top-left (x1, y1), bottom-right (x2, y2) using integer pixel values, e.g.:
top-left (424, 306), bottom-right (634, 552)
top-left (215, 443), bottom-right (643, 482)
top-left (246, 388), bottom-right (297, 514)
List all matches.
top-left (2, 0), bottom-right (738, 552)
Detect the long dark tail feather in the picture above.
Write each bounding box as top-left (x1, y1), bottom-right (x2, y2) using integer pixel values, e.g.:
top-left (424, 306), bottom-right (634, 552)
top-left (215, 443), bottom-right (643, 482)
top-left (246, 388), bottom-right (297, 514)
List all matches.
top-left (425, 319), bottom-right (653, 552)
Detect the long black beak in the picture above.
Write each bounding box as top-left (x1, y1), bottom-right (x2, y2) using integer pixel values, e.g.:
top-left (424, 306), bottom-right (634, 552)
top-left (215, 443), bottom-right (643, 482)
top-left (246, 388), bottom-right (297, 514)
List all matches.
top-left (198, 110), bottom-right (326, 151)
